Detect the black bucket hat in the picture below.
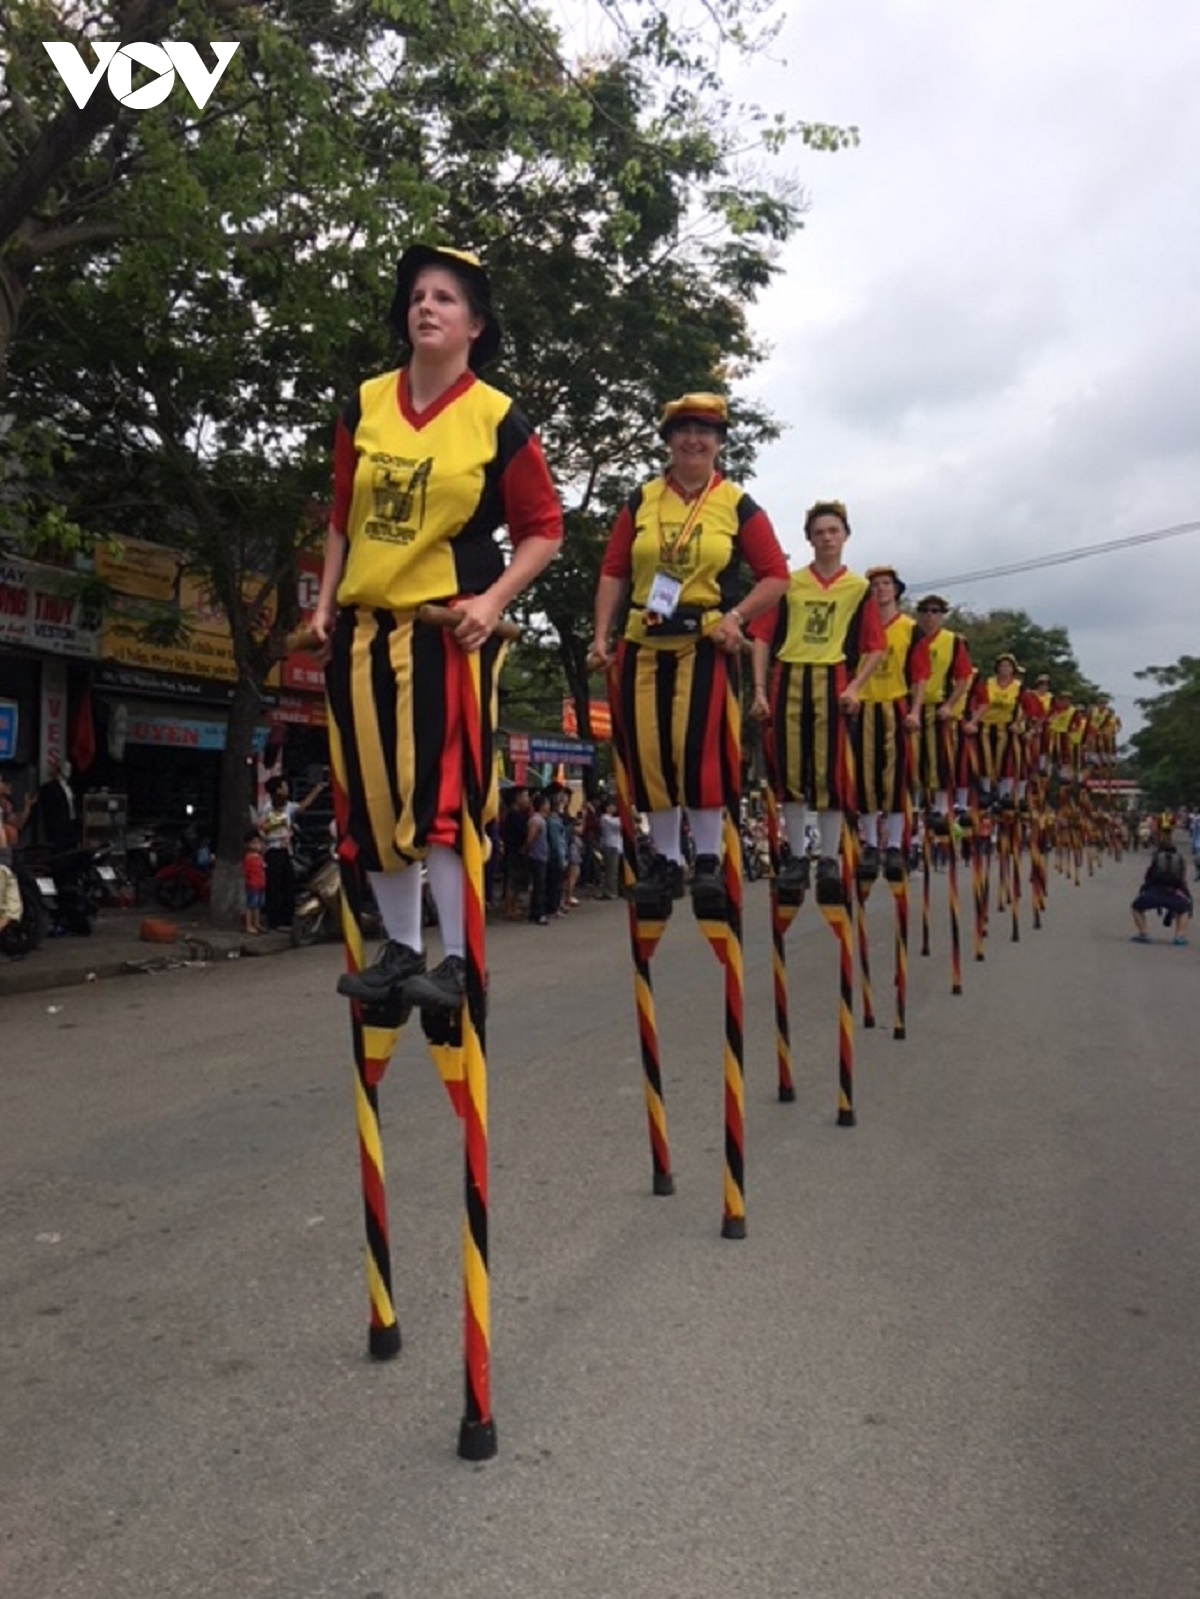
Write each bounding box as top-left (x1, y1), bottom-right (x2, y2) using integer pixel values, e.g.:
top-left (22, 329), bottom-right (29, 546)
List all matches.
top-left (389, 244), bottom-right (502, 371)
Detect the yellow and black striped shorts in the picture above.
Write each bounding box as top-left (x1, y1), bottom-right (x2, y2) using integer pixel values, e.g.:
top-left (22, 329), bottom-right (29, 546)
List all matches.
top-left (767, 660), bottom-right (848, 813)
top-left (325, 607), bottom-right (504, 871)
top-left (611, 637), bottom-right (741, 815)
top-left (855, 699), bottom-right (909, 815)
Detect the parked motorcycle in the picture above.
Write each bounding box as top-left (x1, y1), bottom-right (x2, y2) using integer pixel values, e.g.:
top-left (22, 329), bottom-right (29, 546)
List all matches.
top-left (24, 845), bottom-right (104, 935)
top-left (290, 847), bottom-right (422, 947)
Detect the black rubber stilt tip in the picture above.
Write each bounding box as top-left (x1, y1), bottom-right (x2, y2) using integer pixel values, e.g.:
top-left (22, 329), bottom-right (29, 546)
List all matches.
top-left (652, 1171), bottom-right (676, 1196)
top-left (368, 1322), bottom-right (402, 1361)
top-left (863, 1017), bottom-right (876, 1029)
top-left (893, 1026), bottom-right (906, 1041)
top-left (721, 1215), bottom-right (747, 1240)
top-left (975, 952), bottom-right (985, 962)
top-left (952, 984), bottom-right (963, 995)
top-left (837, 1108), bottom-right (857, 1128)
top-left (778, 1084), bottom-right (797, 1103)
top-left (457, 1418), bottom-right (498, 1461)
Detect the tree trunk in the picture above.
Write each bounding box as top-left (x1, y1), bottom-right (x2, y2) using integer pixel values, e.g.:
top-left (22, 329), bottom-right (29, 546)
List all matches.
top-left (209, 673), bottom-right (263, 927)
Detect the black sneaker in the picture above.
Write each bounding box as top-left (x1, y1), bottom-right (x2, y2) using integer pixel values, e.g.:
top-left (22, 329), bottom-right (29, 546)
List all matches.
top-left (815, 855), bottom-right (846, 907)
top-left (856, 844), bottom-right (881, 883)
top-left (690, 853), bottom-right (726, 919)
top-left (929, 812), bottom-right (951, 837)
top-left (884, 846), bottom-right (906, 883)
top-left (775, 853), bottom-right (810, 906)
top-left (336, 940), bottom-right (425, 1003)
top-left (401, 954), bottom-right (467, 1012)
top-left (631, 855), bottom-right (684, 916)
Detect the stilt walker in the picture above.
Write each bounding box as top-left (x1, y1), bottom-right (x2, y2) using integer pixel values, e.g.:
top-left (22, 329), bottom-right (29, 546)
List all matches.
top-left (310, 238), bottom-right (565, 1461)
top-left (748, 500), bottom-right (885, 1127)
top-left (591, 389), bottom-right (789, 1230)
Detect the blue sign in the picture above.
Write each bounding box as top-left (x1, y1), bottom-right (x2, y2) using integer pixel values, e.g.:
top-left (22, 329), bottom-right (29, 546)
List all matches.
top-left (0, 700), bottom-right (17, 762)
top-left (528, 735), bottom-right (594, 767)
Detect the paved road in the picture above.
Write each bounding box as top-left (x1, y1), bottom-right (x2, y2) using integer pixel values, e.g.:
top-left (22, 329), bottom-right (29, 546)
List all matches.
top-left (2, 857), bottom-right (1197, 1599)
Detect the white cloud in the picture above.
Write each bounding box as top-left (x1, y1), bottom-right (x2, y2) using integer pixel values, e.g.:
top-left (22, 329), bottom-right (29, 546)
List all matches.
top-left (723, 0), bottom-right (1200, 735)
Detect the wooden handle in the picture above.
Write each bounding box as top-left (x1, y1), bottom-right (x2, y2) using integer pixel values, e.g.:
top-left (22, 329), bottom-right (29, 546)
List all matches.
top-left (418, 603), bottom-right (520, 642)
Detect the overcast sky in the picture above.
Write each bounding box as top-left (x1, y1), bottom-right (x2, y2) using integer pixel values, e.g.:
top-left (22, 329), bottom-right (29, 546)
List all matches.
top-left (702, 0), bottom-right (1200, 736)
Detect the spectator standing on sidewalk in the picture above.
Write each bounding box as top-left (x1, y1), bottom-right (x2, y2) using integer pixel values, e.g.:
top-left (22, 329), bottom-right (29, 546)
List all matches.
top-left (599, 799), bottom-right (623, 899)
top-left (525, 791), bottom-right (550, 925)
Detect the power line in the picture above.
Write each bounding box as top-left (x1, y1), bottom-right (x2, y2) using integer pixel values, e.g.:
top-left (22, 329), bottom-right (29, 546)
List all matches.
top-left (911, 518), bottom-right (1200, 592)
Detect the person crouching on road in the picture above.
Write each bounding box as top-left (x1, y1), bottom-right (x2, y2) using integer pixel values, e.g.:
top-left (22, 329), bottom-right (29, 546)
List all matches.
top-left (1130, 834), bottom-right (1192, 945)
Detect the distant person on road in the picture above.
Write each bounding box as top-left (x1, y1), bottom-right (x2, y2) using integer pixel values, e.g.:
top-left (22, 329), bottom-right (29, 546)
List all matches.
top-left (1130, 835), bottom-right (1192, 945)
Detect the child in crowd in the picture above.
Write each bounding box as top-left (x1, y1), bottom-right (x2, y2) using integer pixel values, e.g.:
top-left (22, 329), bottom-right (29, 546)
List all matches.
top-left (242, 828), bottom-right (266, 935)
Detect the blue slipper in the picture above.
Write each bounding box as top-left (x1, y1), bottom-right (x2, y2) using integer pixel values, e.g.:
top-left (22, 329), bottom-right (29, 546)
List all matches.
top-left (1173, 936), bottom-right (1188, 946)
top-left (1130, 933), bottom-right (1150, 943)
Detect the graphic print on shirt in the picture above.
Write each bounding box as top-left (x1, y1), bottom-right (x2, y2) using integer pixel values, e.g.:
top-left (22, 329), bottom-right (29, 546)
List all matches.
top-left (364, 454), bottom-right (434, 545)
top-left (803, 600), bottom-right (837, 644)
top-left (657, 520), bottom-right (703, 578)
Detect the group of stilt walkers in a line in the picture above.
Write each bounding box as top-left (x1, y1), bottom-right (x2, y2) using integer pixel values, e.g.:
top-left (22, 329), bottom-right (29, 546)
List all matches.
top-left (303, 244), bottom-right (1124, 1458)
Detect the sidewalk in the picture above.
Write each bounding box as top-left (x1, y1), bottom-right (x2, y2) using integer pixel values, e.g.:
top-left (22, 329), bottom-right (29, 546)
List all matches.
top-left (0, 907), bottom-right (296, 999)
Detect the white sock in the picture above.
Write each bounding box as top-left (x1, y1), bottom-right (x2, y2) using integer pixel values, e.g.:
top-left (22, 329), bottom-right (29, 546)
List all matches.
top-left (886, 812), bottom-right (905, 848)
top-left (1000, 778), bottom-right (1014, 799)
top-left (860, 812), bottom-right (879, 847)
top-left (368, 865), bottom-right (424, 954)
top-left (689, 807), bottom-right (723, 857)
top-left (648, 807), bottom-right (683, 863)
top-left (954, 788), bottom-right (968, 809)
top-left (935, 791), bottom-right (950, 815)
top-left (783, 803), bottom-right (807, 854)
top-left (818, 811), bottom-right (843, 858)
top-left (425, 844), bottom-right (464, 959)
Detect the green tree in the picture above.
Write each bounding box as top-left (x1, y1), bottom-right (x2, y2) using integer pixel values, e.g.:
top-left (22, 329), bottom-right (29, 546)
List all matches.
top-left (1130, 657), bottom-right (1200, 809)
top-left (948, 607), bottom-right (1100, 702)
top-left (2, 0), bottom-right (855, 917)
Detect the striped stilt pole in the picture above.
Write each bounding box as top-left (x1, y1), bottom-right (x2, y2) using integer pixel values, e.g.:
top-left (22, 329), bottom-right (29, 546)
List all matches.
top-left (920, 822), bottom-right (932, 957)
top-left (611, 717), bottom-right (673, 1196)
top-left (1007, 809), bottom-right (1021, 944)
top-left (764, 787), bottom-right (797, 1103)
top-left (820, 899), bottom-right (856, 1127)
top-left (947, 825), bottom-right (963, 995)
top-left (339, 853), bottom-right (405, 1361)
top-left (719, 812), bottom-right (746, 1238)
top-left (454, 641), bottom-right (497, 1461)
top-left (971, 801), bottom-right (987, 962)
top-left (855, 876), bottom-right (876, 1029)
top-left (889, 871), bottom-right (908, 1039)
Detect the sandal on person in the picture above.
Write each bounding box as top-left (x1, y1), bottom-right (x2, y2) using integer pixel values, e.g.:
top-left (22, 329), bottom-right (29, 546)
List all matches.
top-left (1130, 933), bottom-right (1150, 943)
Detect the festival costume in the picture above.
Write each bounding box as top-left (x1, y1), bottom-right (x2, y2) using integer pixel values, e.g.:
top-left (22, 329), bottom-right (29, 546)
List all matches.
top-left (601, 473), bottom-right (786, 815)
top-left (857, 610), bottom-right (920, 816)
top-left (325, 367), bottom-right (560, 869)
top-left (907, 626), bottom-right (972, 797)
top-left (754, 566), bottom-right (884, 813)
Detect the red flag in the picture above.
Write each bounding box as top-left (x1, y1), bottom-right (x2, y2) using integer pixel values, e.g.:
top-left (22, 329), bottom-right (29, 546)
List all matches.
top-left (70, 684), bottom-right (96, 775)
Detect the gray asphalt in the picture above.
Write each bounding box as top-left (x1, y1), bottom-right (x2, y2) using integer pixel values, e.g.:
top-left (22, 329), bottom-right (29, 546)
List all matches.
top-left (2, 854), bottom-right (1197, 1599)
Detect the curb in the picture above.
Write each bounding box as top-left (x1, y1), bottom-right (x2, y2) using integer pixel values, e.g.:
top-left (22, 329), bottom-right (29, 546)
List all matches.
top-left (0, 928), bottom-right (295, 999)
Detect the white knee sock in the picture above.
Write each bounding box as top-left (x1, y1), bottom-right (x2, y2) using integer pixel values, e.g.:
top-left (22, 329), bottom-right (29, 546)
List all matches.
top-left (886, 812), bottom-right (905, 848)
top-left (689, 807), bottom-right (723, 858)
top-left (818, 811), bottom-right (843, 858)
top-left (425, 844), bottom-right (464, 959)
top-left (860, 812), bottom-right (879, 847)
top-left (368, 865), bottom-right (424, 954)
top-left (647, 807), bottom-right (683, 862)
top-left (783, 803), bottom-right (807, 854)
